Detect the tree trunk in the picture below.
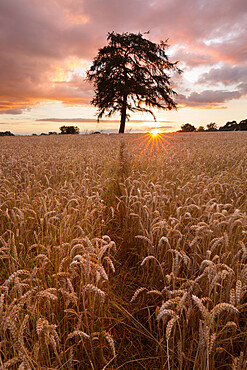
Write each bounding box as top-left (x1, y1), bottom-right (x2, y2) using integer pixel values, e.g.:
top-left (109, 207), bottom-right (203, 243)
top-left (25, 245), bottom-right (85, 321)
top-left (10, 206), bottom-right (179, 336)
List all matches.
top-left (119, 95), bottom-right (127, 133)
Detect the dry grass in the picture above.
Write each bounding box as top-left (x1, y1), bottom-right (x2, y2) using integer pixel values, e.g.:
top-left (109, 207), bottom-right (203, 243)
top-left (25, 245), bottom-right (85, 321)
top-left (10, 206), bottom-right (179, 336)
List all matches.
top-left (0, 132), bottom-right (246, 369)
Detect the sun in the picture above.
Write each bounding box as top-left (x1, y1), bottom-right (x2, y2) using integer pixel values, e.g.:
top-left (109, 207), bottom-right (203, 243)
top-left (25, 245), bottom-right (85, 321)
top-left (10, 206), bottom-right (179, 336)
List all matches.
top-left (150, 129), bottom-right (160, 137)
top-left (129, 128), bottom-right (179, 161)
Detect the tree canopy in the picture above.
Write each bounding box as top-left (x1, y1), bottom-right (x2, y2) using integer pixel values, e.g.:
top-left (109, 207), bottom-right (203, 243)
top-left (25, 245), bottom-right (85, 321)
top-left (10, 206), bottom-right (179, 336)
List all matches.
top-left (207, 122), bottom-right (217, 131)
top-left (197, 126), bottom-right (205, 132)
top-left (0, 131), bottom-right (14, 136)
top-left (180, 123), bottom-right (196, 132)
top-left (59, 125), bottom-right (79, 135)
top-left (87, 32), bottom-right (181, 133)
top-left (219, 119), bottom-right (247, 131)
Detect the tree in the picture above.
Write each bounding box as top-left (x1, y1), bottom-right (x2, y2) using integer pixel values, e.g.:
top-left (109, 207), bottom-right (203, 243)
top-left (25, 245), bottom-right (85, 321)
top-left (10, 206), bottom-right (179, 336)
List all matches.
top-left (238, 119), bottom-right (247, 131)
top-left (197, 126), bottom-right (205, 132)
top-left (219, 121), bottom-right (237, 131)
top-left (180, 123), bottom-right (196, 132)
top-left (0, 131), bottom-right (14, 136)
top-left (87, 32), bottom-right (181, 133)
top-left (59, 125), bottom-right (79, 135)
top-left (219, 119), bottom-right (247, 131)
top-left (206, 122), bottom-right (217, 131)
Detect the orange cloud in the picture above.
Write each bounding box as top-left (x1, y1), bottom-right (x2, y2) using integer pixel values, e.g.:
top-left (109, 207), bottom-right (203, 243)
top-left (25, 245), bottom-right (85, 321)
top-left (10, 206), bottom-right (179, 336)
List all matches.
top-left (0, 0), bottom-right (246, 116)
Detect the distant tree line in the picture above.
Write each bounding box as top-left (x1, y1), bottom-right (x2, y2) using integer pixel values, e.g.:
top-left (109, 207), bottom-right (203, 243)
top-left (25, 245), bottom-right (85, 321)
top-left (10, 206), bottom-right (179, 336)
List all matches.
top-left (34, 126), bottom-right (80, 136)
top-left (0, 131), bottom-right (15, 136)
top-left (179, 119), bottom-right (247, 132)
top-left (0, 126), bottom-right (81, 137)
top-left (40, 126), bottom-right (80, 135)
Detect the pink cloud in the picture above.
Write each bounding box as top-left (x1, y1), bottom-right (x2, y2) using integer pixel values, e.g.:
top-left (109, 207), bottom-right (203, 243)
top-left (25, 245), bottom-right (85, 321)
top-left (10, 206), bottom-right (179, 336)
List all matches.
top-left (177, 89), bottom-right (242, 108)
top-left (198, 64), bottom-right (247, 93)
top-left (0, 0), bottom-right (246, 113)
top-left (171, 48), bottom-right (216, 67)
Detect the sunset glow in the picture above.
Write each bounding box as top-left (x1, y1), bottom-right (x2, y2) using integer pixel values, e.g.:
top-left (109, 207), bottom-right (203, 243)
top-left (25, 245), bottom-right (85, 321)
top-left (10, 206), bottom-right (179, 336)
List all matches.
top-left (150, 129), bottom-right (160, 137)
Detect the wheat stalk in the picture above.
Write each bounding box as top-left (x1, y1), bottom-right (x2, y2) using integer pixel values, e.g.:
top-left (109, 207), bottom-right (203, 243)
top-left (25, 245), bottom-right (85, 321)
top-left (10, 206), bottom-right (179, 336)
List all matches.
top-left (83, 284), bottom-right (106, 303)
top-left (192, 295), bottom-right (209, 320)
top-left (103, 331), bottom-right (116, 357)
top-left (130, 287), bottom-right (147, 302)
top-left (67, 330), bottom-right (90, 340)
top-left (209, 303), bottom-right (239, 323)
top-left (235, 280), bottom-right (242, 305)
top-left (166, 316), bottom-right (179, 342)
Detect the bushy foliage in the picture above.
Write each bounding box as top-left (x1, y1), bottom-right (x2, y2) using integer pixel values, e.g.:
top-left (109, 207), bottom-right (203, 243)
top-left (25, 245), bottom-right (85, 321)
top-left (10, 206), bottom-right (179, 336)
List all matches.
top-left (219, 119), bottom-right (247, 131)
top-left (87, 32), bottom-right (181, 133)
top-left (197, 126), bottom-right (205, 131)
top-left (59, 125), bottom-right (79, 134)
top-left (180, 123), bottom-right (196, 132)
top-left (0, 131), bottom-right (14, 136)
top-left (207, 122), bottom-right (217, 131)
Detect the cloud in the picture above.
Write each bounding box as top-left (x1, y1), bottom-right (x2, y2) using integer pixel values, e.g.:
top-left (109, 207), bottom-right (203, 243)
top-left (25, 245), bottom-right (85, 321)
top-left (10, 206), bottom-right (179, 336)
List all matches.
top-left (0, 109), bottom-right (23, 114)
top-left (0, 0), bottom-right (247, 114)
top-left (171, 47), bottom-right (216, 67)
top-left (36, 118), bottom-right (175, 123)
top-left (198, 64), bottom-right (247, 94)
top-left (148, 125), bottom-right (174, 129)
top-left (178, 89), bottom-right (242, 108)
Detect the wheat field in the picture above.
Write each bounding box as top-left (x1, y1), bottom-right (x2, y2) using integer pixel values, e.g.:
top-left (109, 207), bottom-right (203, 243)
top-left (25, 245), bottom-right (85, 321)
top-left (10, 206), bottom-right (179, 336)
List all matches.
top-left (0, 132), bottom-right (246, 369)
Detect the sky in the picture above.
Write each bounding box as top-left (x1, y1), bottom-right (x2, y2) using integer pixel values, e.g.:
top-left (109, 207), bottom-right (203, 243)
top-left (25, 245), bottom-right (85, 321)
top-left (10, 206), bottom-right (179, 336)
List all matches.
top-left (0, 0), bottom-right (247, 134)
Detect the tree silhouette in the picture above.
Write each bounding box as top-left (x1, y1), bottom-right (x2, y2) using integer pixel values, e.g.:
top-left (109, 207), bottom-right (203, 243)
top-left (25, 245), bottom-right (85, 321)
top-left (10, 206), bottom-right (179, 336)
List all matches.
top-left (219, 119), bottom-right (247, 131)
top-left (180, 123), bottom-right (196, 132)
top-left (87, 32), bottom-right (181, 133)
top-left (0, 131), bottom-right (14, 136)
top-left (206, 122), bottom-right (217, 131)
top-left (197, 126), bottom-right (205, 132)
top-left (238, 119), bottom-right (247, 131)
top-left (59, 125), bottom-right (79, 134)
top-left (219, 121), bottom-right (237, 131)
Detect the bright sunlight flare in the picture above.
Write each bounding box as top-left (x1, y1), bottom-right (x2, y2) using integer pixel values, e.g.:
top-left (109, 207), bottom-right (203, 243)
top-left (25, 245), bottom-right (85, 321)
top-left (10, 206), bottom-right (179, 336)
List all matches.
top-left (150, 129), bottom-right (160, 137)
top-left (130, 130), bottom-right (178, 160)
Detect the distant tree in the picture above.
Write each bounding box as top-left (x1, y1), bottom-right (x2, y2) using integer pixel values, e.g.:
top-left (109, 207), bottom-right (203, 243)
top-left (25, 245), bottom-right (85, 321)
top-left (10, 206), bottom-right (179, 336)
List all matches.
top-left (206, 122), bottom-right (217, 131)
top-left (48, 131), bottom-right (57, 135)
top-left (0, 131), bottom-right (14, 136)
top-left (219, 119), bottom-right (247, 131)
top-left (59, 125), bottom-right (80, 135)
top-left (238, 119), bottom-right (247, 131)
top-left (87, 31), bottom-right (181, 133)
top-left (197, 126), bottom-right (205, 132)
top-left (180, 123), bottom-right (196, 132)
top-left (219, 120), bottom-right (238, 131)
